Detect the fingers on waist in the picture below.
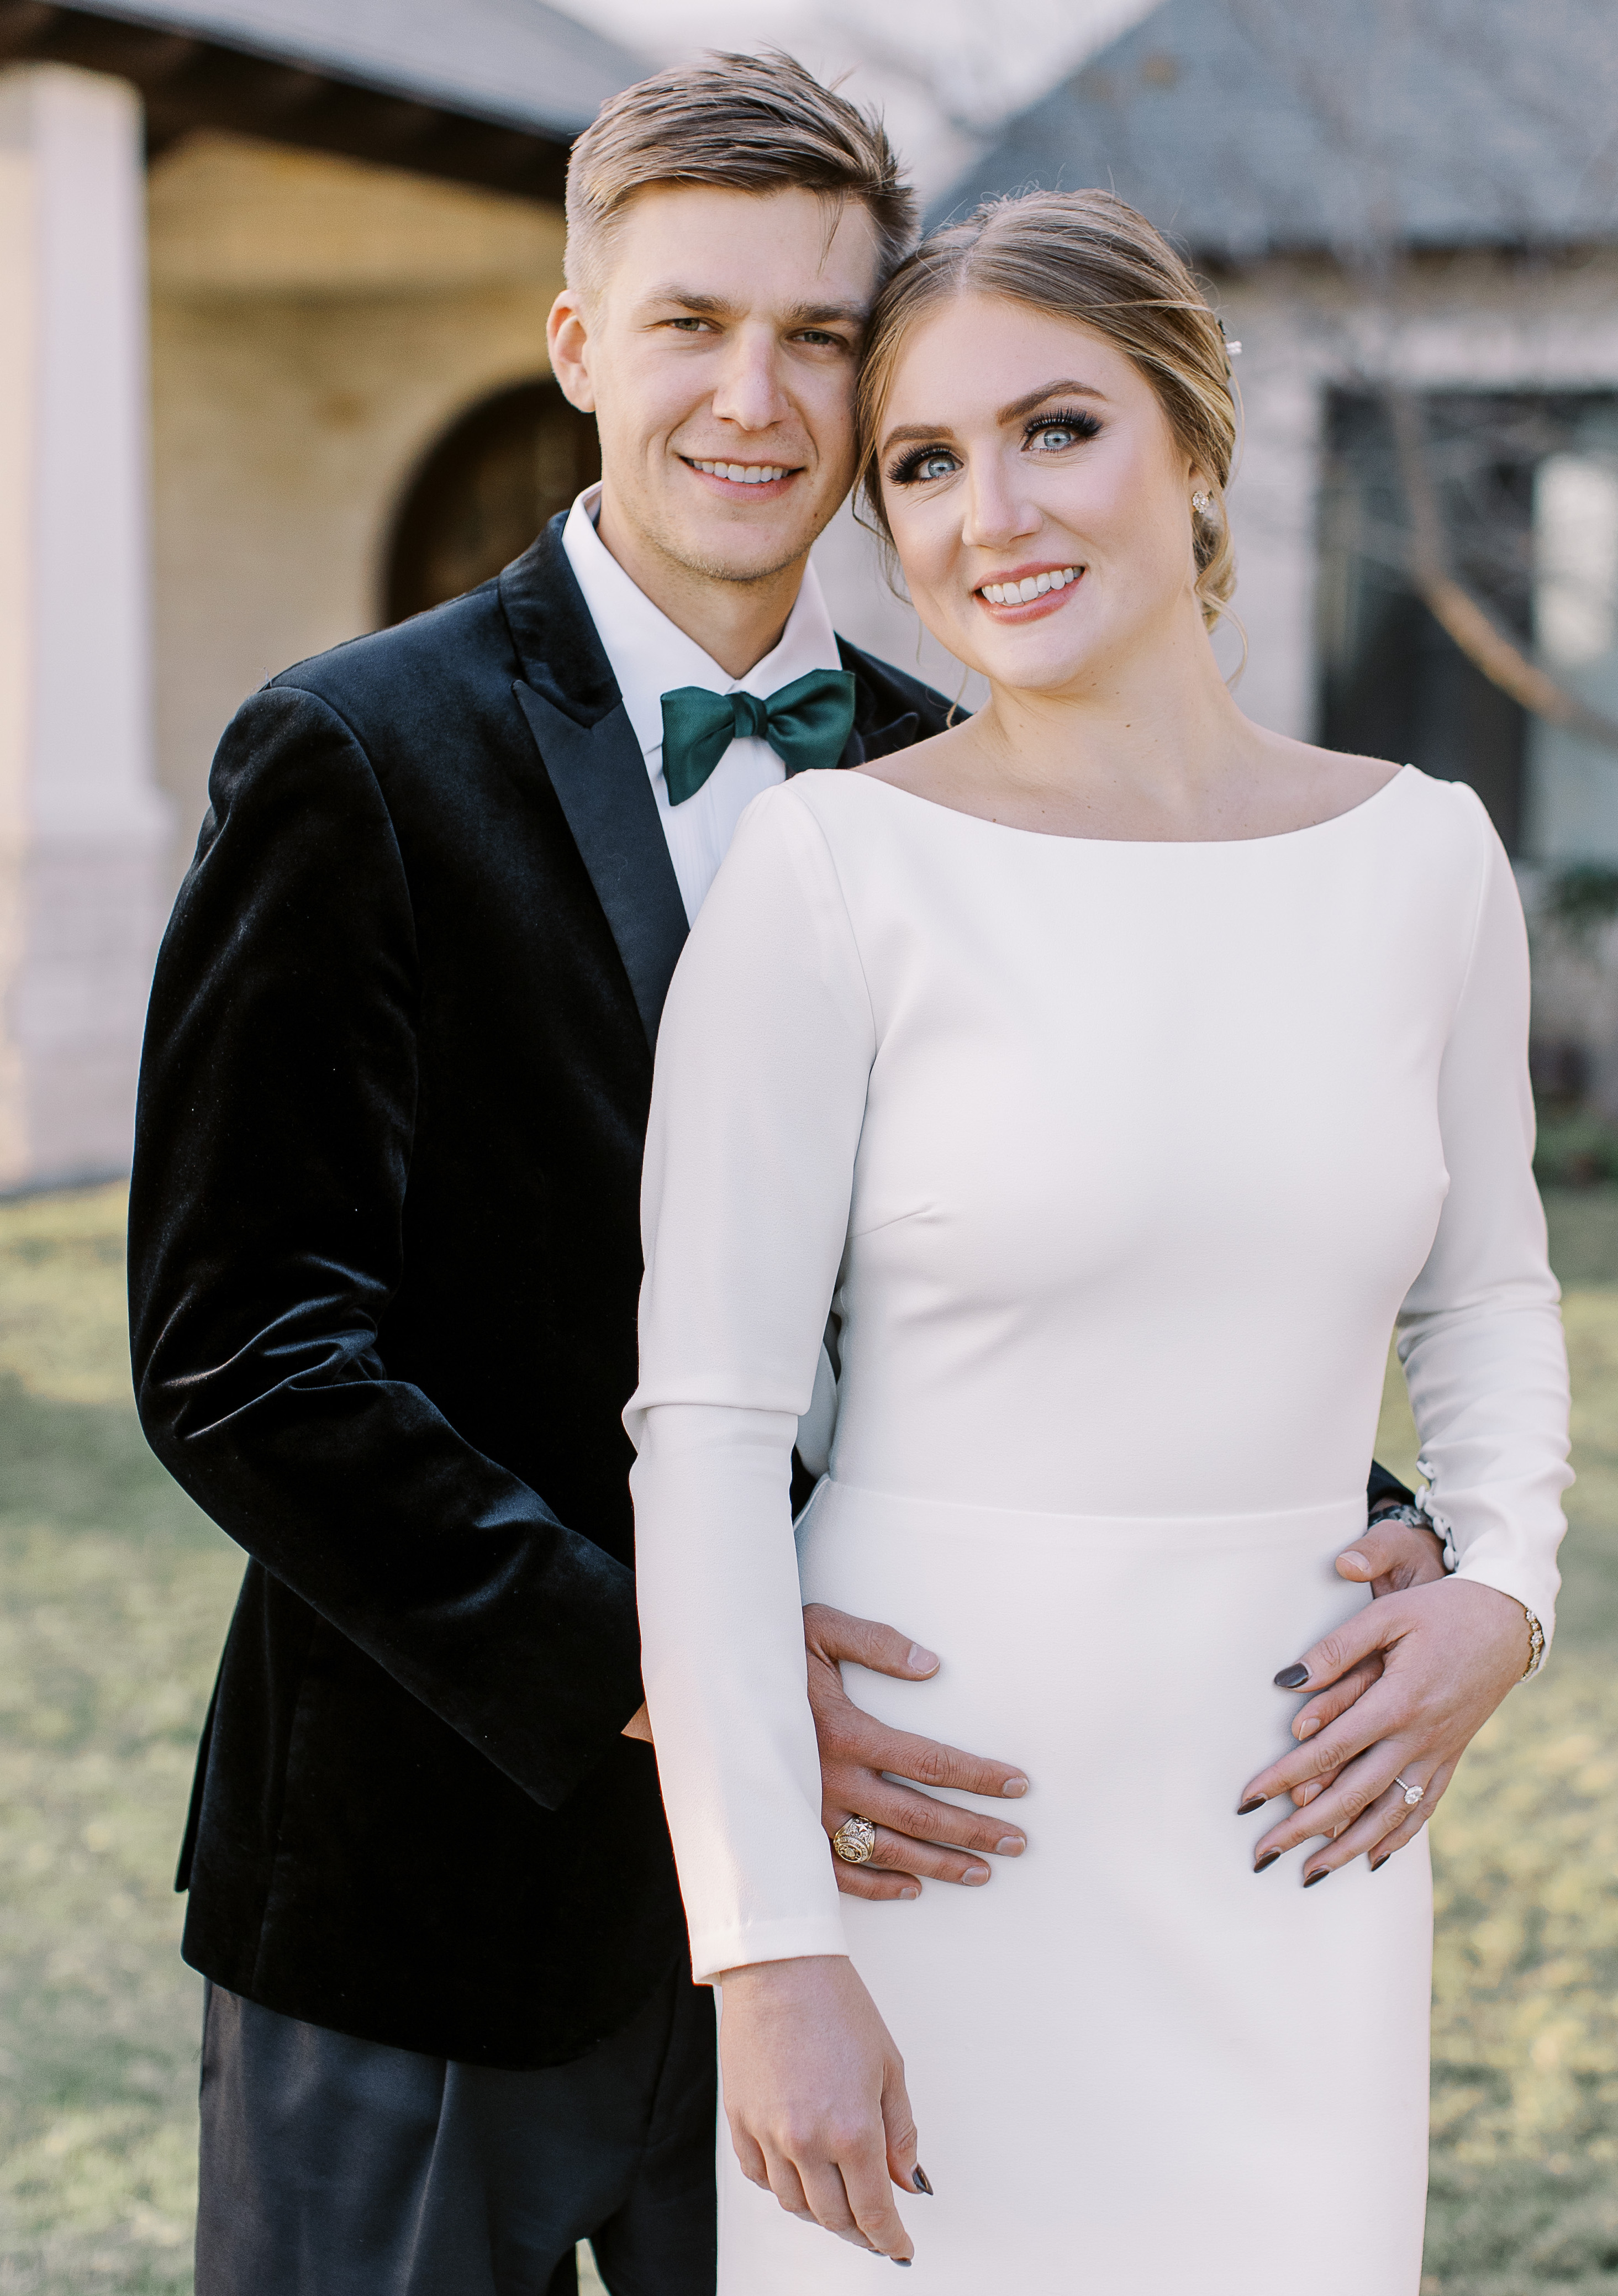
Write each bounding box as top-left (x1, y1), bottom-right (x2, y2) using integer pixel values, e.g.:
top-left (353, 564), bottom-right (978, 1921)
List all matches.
top-left (827, 1781), bottom-right (1025, 1855)
top-left (826, 1721), bottom-right (1027, 1797)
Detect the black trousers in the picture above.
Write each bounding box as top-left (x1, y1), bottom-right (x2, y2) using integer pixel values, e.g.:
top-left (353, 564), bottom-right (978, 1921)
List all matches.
top-left (194, 1969), bottom-right (717, 2295)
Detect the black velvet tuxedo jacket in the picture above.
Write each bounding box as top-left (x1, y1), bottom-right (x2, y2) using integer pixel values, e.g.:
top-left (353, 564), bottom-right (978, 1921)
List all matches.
top-left (128, 514), bottom-right (957, 2069)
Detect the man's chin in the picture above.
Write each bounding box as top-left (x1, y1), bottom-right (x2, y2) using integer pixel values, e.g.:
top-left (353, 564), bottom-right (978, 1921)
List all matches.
top-left (651, 498), bottom-right (836, 589)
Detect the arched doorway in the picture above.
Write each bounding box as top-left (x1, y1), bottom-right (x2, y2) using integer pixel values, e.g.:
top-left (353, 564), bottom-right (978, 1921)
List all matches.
top-left (383, 378), bottom-right (600, 625)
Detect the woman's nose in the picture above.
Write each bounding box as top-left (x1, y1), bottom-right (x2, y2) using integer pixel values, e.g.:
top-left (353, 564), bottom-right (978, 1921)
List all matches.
top-left (960, 458), bottom-right (1039, 550)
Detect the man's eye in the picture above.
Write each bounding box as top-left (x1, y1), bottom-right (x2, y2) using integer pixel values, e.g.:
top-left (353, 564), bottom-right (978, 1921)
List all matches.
top-left (796, 330), bottom-right (845, 349)
top-left (666, 317), bottom-right (711, 333)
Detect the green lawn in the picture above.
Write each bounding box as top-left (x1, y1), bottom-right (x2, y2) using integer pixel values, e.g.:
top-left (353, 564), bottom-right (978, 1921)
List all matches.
top-left (1, 1185), bottom-right (1615, 2292)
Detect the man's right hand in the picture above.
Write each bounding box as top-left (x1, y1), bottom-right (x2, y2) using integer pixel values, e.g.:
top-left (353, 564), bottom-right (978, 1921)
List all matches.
top-left (803, 1604), bottom-right (1029, 1901)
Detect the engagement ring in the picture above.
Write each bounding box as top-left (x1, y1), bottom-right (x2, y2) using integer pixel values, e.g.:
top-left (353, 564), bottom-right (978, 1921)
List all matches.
top-left (1394, 1776), bottom-right (1424, 1807)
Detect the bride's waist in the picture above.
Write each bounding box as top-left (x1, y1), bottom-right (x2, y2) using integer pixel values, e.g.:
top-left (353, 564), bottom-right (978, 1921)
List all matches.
top-left (797, 1475), bottom-right (1364, 1557)
top-left (796, 1478), bottom-right (1371, 1760)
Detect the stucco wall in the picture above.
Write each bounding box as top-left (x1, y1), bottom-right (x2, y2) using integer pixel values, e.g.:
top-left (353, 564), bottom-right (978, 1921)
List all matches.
top-left (147, 133), bottom-right (567, 885)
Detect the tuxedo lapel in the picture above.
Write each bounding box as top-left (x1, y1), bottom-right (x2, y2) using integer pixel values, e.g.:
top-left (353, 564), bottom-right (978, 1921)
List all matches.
top-left (499, 518), bottom-right (689, 1052)
top-left (511, 683), bottom-right (688, 1051)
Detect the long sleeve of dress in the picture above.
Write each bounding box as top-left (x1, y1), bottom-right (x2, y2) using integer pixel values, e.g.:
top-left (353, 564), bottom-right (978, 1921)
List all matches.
top-left (1396, 791), bottom-right (1572, 1640)
top-left (628, 787), bottom-right (873, 1982)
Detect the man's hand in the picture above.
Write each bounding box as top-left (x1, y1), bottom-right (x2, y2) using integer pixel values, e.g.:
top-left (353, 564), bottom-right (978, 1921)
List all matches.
top-left (804, 1604), bottom-right (1028, 1901)
top-left (621, 1704), bottom-right (652, 1743)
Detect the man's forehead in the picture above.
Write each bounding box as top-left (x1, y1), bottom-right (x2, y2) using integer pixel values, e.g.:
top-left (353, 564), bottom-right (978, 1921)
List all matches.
top-left (610, 184), bottom-right (881, 305)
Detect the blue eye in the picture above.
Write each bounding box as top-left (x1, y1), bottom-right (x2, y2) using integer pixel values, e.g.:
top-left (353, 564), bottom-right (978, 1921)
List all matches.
top-left (1026, 409), bottom-right (1101, 452)
top-left (889, 446), bottom-right (959, 485)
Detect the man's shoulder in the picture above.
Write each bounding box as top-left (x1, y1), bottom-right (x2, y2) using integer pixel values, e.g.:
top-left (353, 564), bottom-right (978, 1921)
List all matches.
top-left (264, 578), bottom-right (515, 740)
top-left (835, 634), bottom-right (963, 757)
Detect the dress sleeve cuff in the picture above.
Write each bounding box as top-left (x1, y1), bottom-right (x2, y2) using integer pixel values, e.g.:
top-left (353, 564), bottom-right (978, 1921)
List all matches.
top-left (689, 1912), bottom-right (851, 1988)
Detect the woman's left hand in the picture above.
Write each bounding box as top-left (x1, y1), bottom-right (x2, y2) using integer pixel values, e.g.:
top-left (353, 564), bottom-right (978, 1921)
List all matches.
top-left (1237, 1577), bottom-right (1534, 1881)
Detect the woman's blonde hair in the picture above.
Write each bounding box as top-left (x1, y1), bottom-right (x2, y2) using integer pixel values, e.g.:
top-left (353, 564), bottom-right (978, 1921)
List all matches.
top-left (856, 189), bottom-right (1240, 630)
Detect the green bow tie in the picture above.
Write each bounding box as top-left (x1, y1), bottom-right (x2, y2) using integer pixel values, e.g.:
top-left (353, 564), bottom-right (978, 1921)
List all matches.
top-left (660, 668), bottom-right (857, 806)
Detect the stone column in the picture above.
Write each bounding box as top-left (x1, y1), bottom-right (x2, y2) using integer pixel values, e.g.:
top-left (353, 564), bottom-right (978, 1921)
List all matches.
top-left (0, 63), bottom-right (168, 1192)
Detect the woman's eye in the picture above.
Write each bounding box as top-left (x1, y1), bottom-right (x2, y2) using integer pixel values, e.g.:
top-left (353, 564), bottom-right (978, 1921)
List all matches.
top-left (892, 449), bottom-right (958, 483)
top-left (1031, 423), bottom-right (1083, 451)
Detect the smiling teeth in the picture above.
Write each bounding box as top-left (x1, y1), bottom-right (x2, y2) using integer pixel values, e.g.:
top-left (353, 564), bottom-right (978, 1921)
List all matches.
top-left (692, 460), bottom-right (789, 483)
top-left (982, 567), bottom-right (1080, 603)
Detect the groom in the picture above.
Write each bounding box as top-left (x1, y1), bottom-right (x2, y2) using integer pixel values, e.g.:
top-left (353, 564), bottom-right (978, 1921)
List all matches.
top-left (129, 48), bottom-right (1437, 2296)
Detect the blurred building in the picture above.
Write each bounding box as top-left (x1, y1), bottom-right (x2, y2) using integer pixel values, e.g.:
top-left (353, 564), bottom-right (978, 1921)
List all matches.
top-left (0, 0), bottom-right (639, 1189)
top-left (945, 0), bottom-right (1618, 871)
top-left (7, 0), bottom-right (1618, 1189)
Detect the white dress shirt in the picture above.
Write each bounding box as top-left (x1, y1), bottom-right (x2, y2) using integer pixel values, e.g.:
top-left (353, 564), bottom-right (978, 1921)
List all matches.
top-left (561, 483), bottom-right (844, 923)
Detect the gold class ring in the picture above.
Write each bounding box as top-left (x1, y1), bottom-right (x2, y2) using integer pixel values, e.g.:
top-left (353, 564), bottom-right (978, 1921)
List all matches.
top-left (831, 1816), bottom-right (878, 1865)
top-left (1394, 1776), bottom-right (1424, 1807)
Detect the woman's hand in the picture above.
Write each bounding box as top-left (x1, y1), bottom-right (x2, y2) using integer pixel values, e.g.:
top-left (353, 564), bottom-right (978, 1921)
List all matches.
top-left (1237, 1576), bottom-right (1533, 1881)
top-left (1282, 1510), bottom-right (1456, 1812)
top-left (717, 1955), bottom-right (924, 2263)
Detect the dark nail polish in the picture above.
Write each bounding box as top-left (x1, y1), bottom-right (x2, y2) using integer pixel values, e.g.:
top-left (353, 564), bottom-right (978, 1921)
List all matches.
top-left (1253, 1849), bottom-right (1280, 1872)
top-left (1274, 1663), bottom-right (1310, 1689)
top-left (893, 2259), bottom-right (912, 2267)
top-left (1370, 1855), bottom-right (1388, 1872)
top-left (912, 2167), bottom-right (934, 2195)
top-left (1303, 1866), bottom-right (1330, 1887)
top-left (1237, 1795), bottom-right (1266, 1815)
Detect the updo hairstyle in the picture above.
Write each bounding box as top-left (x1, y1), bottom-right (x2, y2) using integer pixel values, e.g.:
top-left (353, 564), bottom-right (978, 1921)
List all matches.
top-left (856, 189), bottom-right (1239, 629)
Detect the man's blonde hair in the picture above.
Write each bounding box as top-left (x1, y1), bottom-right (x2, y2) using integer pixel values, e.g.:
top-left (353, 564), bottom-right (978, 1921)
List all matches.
top-left (565, 51), bottom-right (917, 303)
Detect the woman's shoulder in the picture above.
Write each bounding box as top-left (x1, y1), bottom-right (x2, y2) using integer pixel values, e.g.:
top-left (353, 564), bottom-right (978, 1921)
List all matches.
top-left (1283, 741), bottom-right (1499, 858)
top-left (700, 774), bottom-right (874, 939)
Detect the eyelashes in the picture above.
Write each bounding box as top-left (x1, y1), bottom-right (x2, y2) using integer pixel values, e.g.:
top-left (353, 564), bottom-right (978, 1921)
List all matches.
top-left (885, 406), bottom-right (1102, 487)
top-left (887, 444), bottom-right (958, 486)
top-left (1028, 406), bottom-right (1102, 449)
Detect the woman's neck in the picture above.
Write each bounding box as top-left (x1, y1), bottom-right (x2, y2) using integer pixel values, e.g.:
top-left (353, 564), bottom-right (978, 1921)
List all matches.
top-left (865, 606), bottom-right (1396, 844)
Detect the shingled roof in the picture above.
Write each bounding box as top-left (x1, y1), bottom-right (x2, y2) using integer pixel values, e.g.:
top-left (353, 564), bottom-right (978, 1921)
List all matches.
top-left (0, 0), bottom-right (645, 196)
top-left (937, 0), bottom-right (1618, 261)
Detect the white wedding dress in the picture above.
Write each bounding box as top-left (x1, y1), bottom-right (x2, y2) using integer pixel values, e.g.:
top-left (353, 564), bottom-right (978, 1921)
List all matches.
top-left (627, 766), bottom-right (1570, 2293)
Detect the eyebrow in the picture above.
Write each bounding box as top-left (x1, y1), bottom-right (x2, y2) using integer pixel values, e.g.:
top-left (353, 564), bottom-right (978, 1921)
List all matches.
top-left (880, 378), bottom-right (1108, 454)
top-left (642, 286), bottom-right (869, 328)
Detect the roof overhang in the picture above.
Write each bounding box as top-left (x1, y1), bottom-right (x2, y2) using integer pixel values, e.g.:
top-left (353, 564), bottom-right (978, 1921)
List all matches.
top-left (0, 0), bottom-right (629, 199)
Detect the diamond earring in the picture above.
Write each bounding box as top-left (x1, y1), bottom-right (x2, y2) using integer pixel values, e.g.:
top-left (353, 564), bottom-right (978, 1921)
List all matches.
top-left (1192, 491), bottom-right (1213, 514)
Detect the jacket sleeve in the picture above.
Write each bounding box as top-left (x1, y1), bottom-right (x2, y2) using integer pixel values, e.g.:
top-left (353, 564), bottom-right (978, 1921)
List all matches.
top-left (128, 682), bottom-right (644, 1808)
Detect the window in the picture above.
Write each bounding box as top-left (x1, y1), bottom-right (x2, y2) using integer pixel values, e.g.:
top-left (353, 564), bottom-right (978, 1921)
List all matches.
top-left (1317, 391), bottom-right (1618, 860)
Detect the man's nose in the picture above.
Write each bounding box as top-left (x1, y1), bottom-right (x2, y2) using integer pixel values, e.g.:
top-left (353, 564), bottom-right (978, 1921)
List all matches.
top-left (709, 328), bottom-right (790, 433)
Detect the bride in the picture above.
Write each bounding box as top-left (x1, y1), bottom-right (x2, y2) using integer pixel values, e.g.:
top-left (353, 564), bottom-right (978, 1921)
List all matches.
top-left (625, 189), bottom-right (1570, 2290)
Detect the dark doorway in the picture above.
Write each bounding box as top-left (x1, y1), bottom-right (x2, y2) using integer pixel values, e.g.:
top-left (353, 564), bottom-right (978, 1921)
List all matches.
top-left (384, 379), bottom-right (600, 625)
top-left (1316, 391), bottom-right (1561, 852)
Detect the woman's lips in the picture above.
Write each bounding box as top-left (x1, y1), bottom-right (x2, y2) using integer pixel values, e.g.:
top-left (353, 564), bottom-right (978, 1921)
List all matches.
top-left (976, 564), bottom-right (1084, 620)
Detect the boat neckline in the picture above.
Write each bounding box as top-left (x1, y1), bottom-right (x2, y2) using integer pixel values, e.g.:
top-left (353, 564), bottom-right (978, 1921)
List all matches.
top-left (836, 761), bottom-right (1411, 849)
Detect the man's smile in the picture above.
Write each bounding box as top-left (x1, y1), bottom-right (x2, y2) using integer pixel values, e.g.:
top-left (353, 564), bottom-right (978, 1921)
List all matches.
top-left (679, 455), bottom-right (804, 496)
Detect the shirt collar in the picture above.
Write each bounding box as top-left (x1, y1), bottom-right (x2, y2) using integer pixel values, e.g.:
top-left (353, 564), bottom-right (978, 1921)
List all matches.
top-left (561, 482), bottom-right (842, 760)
